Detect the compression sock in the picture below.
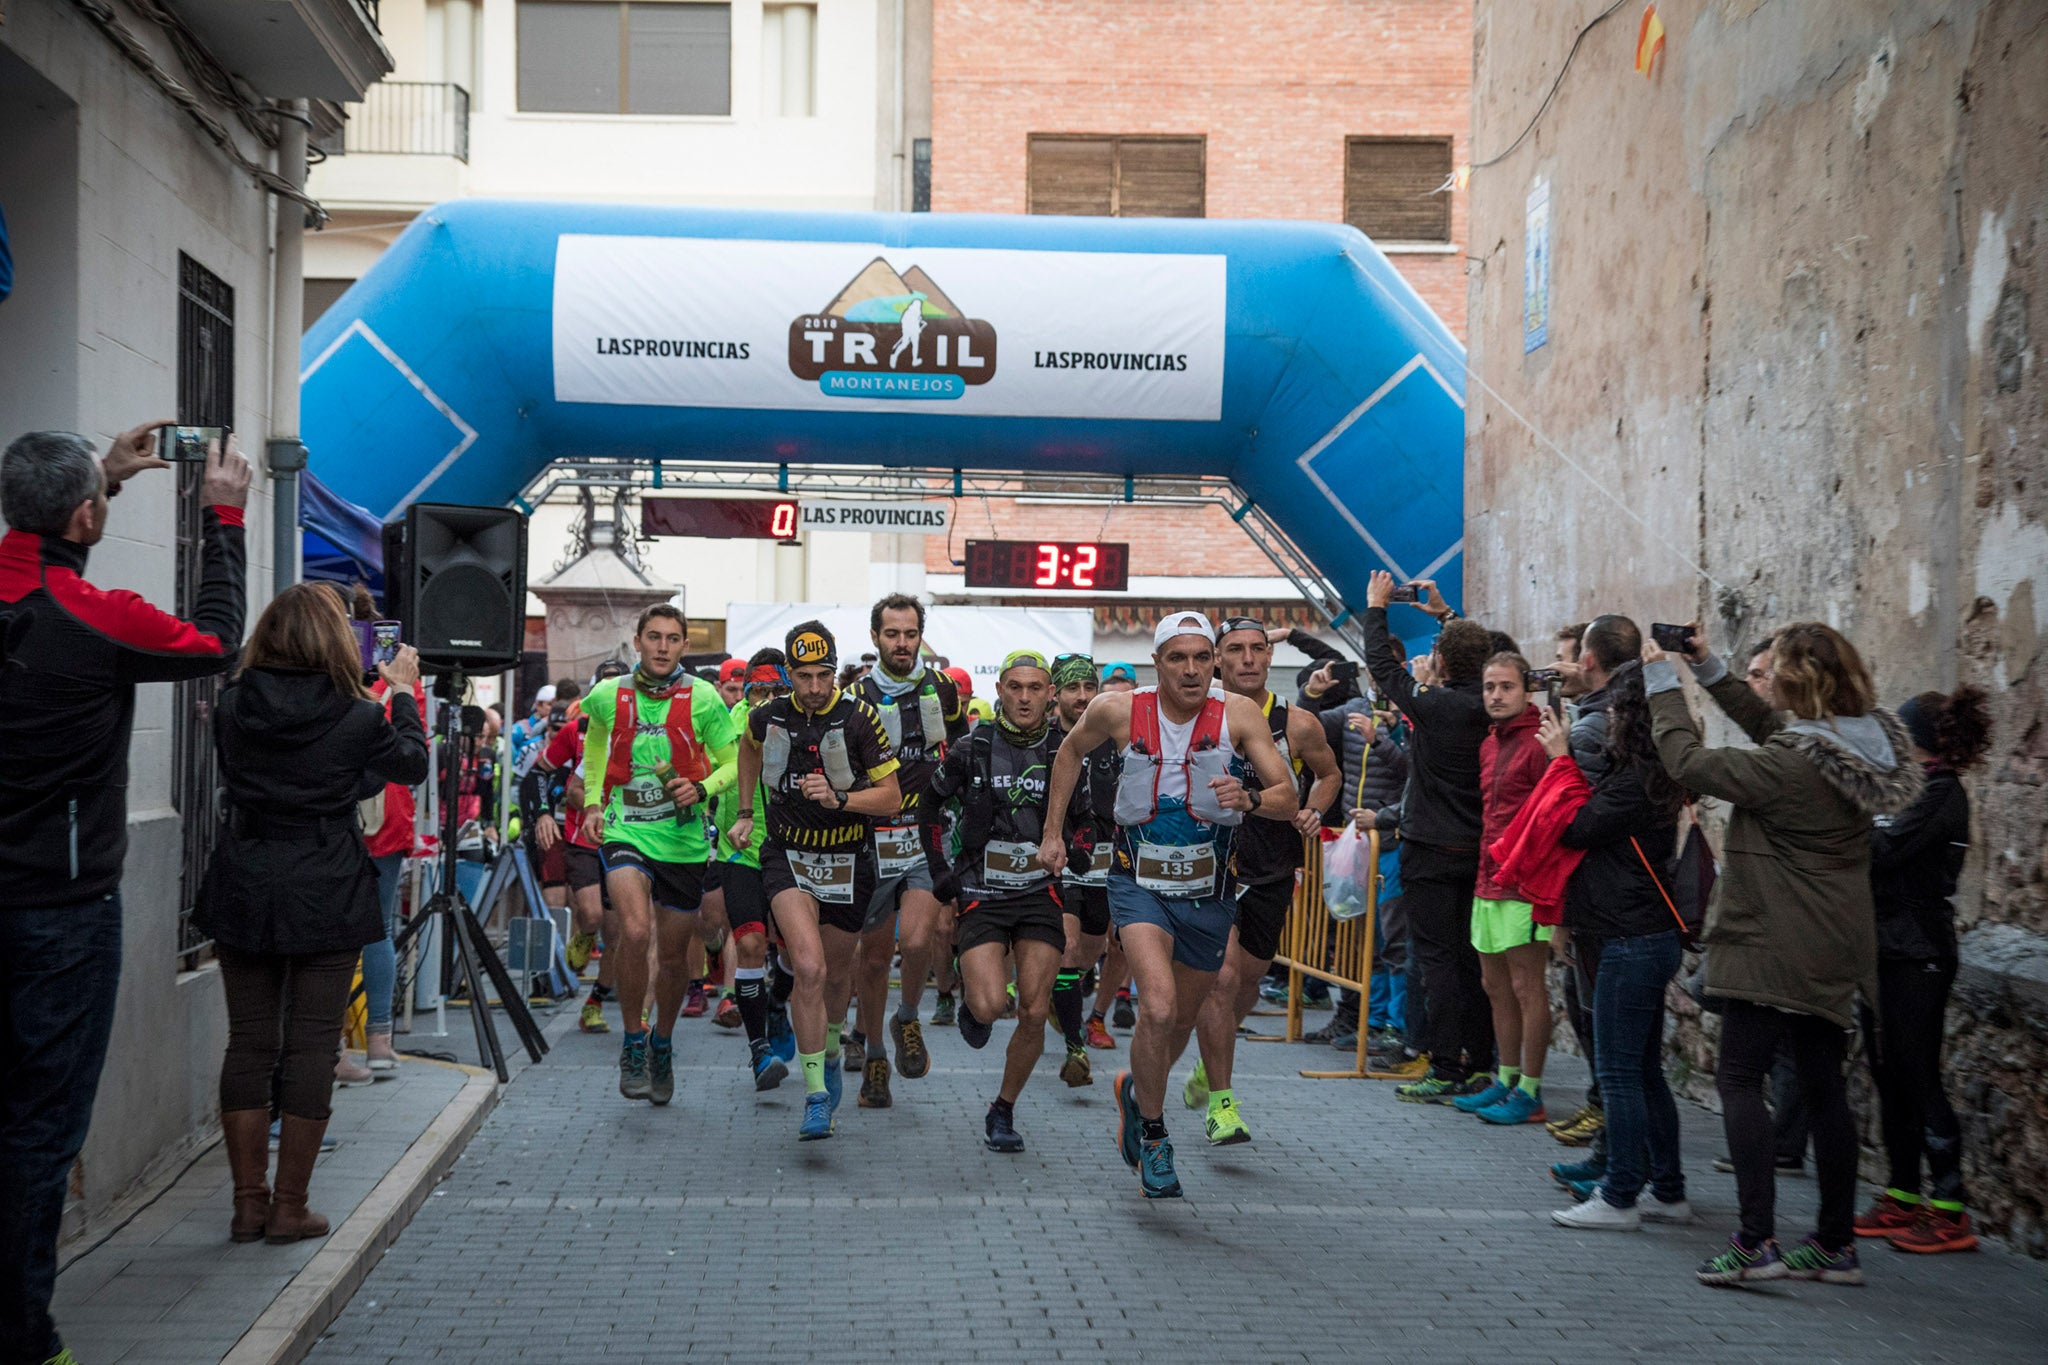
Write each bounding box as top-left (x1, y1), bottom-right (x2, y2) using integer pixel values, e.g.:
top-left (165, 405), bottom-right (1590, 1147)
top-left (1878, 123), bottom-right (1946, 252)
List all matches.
top-left (801, 1051), bottom-right (827, 1096)
top-left (1052, 970), bottom-right (1087, 1046)
top-left (1140, 1116), bottom-right (1168, 1143)
top-left (733, 968), bottom-right (769, 1044)
top-left (1497, 1065), bottom-right (1521, 1088)
top-left (589, 982), bottom-right (613, 1003)
top-left (1517, 1072), bottom-right (1542, 1098)
top-left (1885, 1188), bottom-right (1924, 1206)
top-left (624, 1029), bottom-right (646, 1048)
top-left (825, 1021), bottom-right (843, 1062)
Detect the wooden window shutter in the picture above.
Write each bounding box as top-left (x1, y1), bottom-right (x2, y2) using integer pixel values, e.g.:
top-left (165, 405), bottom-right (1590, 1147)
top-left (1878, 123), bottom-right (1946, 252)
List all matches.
top-left (1116, 137), bottom-right (1205, 218)
top-left (1028, 136), bottom-right (1114, 216)
top-left (1345, 136), bottom-right (1452, 243)
top-left (1029, 135), bottom-right (1204, 217)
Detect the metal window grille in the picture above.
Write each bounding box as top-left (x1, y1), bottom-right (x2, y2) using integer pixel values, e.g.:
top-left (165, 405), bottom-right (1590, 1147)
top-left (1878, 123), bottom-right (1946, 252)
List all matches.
top-left (175, 253), bottom-right (233, 970)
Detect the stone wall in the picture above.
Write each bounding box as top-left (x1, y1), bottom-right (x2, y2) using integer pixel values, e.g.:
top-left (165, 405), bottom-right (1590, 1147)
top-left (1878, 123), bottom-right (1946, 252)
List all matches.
top-left (1468, 0), bottom-right (2048, 1247)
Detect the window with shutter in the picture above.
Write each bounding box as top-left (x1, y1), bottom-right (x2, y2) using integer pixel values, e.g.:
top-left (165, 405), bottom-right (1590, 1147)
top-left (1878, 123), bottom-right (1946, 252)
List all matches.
top-left (1027, 135), bottom-right (1204, 218)
top-left (1344, 136), bottom-right (1453, 244)
top-left (517, 1), bottom-right (731, 116)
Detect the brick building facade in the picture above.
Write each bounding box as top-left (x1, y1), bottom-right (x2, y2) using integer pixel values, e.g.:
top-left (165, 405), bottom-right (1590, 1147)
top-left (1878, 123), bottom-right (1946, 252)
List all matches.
top-left (928, 0), bottom-right (1471, 620)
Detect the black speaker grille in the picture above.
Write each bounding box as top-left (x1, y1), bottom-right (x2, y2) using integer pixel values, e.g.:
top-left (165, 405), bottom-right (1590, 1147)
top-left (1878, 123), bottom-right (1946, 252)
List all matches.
top-left (418, 561), bottom-right (514, 657)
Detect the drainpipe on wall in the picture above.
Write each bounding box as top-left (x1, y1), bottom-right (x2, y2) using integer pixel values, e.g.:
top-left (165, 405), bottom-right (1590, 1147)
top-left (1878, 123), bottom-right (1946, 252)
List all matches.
top-left (892, 0), bottom-right (906, 212)
top-left (268, 98), bottom-right (309, 597)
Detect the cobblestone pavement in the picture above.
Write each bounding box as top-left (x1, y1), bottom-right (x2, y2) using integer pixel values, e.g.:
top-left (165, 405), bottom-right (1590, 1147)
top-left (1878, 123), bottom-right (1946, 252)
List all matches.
top-left (309, 1001), bottom-right (2048, 1363)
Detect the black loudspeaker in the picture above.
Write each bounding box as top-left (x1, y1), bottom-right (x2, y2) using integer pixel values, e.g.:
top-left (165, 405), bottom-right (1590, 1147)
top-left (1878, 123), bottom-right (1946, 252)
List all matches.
top-left (382, 503), bottom-right (528, 674)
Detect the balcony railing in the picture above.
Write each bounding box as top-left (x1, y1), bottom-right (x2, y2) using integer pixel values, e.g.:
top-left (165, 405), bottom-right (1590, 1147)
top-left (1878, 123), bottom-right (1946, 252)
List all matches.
top-left (325, 81), bottom-right (470, 161)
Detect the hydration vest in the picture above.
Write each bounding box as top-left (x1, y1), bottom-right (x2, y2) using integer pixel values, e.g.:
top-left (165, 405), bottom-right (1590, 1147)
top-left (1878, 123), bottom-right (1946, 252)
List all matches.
top-left (601, 682), bottom-right (710, 812)
top-left (1112, 689), bottom-right (1241, 830)
top-left (871, 672), bottom-right (951, 760)
top-left (952, 727), bottom-right (1053, 854)
top-left (1233, 690), bottom-right (1308, 884)
top-left (760, 695), bottom-right (858, 796)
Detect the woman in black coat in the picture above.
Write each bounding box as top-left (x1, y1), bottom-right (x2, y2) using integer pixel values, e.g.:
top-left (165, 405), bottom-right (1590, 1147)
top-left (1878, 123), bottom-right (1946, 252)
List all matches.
top-left (194, 583), bottom-right (426, 1244)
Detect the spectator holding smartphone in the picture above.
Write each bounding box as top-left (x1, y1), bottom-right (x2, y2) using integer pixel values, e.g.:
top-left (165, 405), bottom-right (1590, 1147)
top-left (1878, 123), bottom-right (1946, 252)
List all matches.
top-left (1647, 621), bottom-right (1921, 1287)
top-left (0, 424), bottom-right (250, 1365)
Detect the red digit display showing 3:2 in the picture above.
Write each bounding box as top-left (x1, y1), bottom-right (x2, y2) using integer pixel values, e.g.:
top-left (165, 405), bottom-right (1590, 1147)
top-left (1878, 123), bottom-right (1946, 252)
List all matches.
top-left (962, 540), bottom-right (1130, 592)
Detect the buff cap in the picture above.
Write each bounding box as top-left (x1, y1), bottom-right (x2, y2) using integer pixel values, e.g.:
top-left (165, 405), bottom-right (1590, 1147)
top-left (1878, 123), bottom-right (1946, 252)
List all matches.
top-left (786, 620), bottom-right (838, 671)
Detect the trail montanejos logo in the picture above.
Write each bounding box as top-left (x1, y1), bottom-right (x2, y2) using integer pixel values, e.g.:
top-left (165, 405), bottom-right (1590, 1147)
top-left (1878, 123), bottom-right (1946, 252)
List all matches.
top-left (787, 259), bottom-right (997, 401)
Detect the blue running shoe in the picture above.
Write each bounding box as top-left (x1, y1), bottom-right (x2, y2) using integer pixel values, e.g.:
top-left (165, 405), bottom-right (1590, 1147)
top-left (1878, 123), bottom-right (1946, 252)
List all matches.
top-left (1139, 1137), bottom-right (1183, 1199)
top-left (767, 1005), bottom-right (796, 1064)
top-left (753, 1049), bottom-right (789, 1092)
top-left (1562, 1177), bottom-right (1599, 1203)
top-left (799, 1091), bottom-right (834, 1141)
top-left (1451, 1080), bottom-right (1512, 1114)
top-left (1114, 1070), bottom-right (1142, 1171)
top-left (1475, 1088), bottom-right (1545, 1125)
top-left (825, 1057), bottom-right (844, 1114)
top-left (1551, 1157), bottom-right (1607, 1187)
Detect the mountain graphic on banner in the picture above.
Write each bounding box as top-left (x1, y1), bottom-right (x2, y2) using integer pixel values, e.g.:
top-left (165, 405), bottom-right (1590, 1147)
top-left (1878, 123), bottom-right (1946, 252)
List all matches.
top-left (823, 258), bottom-right (961, 323)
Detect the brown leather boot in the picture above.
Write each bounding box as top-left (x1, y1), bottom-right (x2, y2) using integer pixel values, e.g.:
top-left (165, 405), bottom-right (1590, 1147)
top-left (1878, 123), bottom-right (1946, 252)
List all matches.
top-left (221, 1109), bottom-right (273, 1242)
top-left (264, 1114), bottom-right (332, 1244)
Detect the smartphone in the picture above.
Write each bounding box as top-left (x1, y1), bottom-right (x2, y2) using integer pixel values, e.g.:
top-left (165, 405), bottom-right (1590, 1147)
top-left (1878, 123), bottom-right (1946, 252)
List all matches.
top-left (159, 425), bottom-right (224, 462)
top-left (371, 620), bottom-right (401, 667)
top-left (1528, 667), bottom-right (1565, 716)
top-left (1651, 623), bottom-right (1695, 654)
top-left (1328, 659), bottom-right (1360, 684)
top-left (1388, 583), bottom-right (1422, 604)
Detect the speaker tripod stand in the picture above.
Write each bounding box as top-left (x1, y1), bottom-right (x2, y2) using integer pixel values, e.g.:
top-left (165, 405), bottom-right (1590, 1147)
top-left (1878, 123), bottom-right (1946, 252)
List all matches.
top-left (388, 668), bottom-right (549, 1082)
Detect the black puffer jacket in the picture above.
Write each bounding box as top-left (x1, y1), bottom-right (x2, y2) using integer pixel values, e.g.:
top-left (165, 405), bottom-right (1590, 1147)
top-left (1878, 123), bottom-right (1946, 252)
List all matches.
top-left (1559, 754), bottom-right (1680, 942)
top-left (195, 667), bottom-right (428, 955)
top-left (1363, 606), bottom-right (1484, 850)
top-left (1870, 764), bottom-right (1968, 962)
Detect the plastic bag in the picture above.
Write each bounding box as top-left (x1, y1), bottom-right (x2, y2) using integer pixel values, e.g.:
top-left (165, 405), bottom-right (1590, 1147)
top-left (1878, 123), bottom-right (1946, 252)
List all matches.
top-left (1321, 825), bottom-right (1373, 921)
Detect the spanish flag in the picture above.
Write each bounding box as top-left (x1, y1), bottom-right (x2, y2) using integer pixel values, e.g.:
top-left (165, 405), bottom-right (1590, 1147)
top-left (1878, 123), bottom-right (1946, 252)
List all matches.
top-left (1636, 4), bottom-right (1666, 75)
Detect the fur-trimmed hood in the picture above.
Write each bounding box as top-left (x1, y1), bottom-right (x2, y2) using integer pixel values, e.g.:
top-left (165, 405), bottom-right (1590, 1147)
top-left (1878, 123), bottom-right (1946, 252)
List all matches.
top-left (1770, 706), bottom-right (1924, 816)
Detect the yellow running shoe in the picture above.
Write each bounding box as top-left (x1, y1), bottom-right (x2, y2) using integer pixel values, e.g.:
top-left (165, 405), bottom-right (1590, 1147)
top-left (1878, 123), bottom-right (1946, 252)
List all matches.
top-left (1204, 1095), bottom-right (1251, 1146)
top-left (1380, 1052), bottom-right (1430, 1080)
top-left (579, 999), bottom-right (610, 1033)
top-left (1182, 1059), bottom-right (1210, 1110)
top-left (565, 931), bottom-right (597, 974)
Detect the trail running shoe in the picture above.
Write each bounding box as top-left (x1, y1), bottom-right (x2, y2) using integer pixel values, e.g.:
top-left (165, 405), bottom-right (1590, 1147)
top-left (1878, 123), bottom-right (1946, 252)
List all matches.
top-left (1060, 1044), bottom-right (1093, 1088)
top-left (891, 1016), bottom-right (930, 1079)
top-left (713, 994), bottom-right (741, 1029)
top-left (799, 1091), bottom-right (834, 1140)
top-left (648, 1043), bottom-right (675, 1106)
top-left (1552, 1108), bottom-right (1604, 1147)
top-left (1696, 1235), bottom-right (1787, 1287)
top-left (1205, 1096), bottom-right (1251, 1146)
top-left (579, 999), bottom-right (611, 1033)
top-left (1380, 1053), bottom-right (1431, 1080)
top-left (1781, 1237), bottom-right (1864, 1285)
top-left (619, 1039), bottom-right (652, 1101)
top-left (767, 1005), bottom-right (796, 1063)
top-left (985, 1106), bottom-right (1025, 1153)
top-left (1113, 993), bottom-right (1136, 1029)
top-left (1551, 1157), bottom-right (1608, 1187)
top-left (1328, 1023), bottom-right (1361, 1051)
top-left (843, 1032), bottom-right (866, 1072)
top-left (1139, 1137), bottom-right (1183, 1198)
top-left (1397, 1073), bottom-right (1485, 1105)
top-left (753, 1049), bottom-right (789, 1092)
top-left (931, 994), bottom-right (956, 1027)
top-left (682, 983), bottom-right (707, 1018)
top-left (565, 931), bottom-right (596, 973)
top-left (1886, 1208), bottom-right (1978, 1255)
top-left (957, 1002), bottom-right (993, 1050)
top-left (825, 1056), bottom-right (844, 1115)
top-left (1853, 1192), bottom-right (1921, 1238)
top-left (1258, 979), bottom-right (1290, 1004)
top-left (1182, 1060), bottom-right (1210, 1111)
top-left (859, 1056), bottom-right (893, 1108)
top-left (1451, 1080), bottom-right (1513, 1113)
top-left (1114, 1070), bottom-right (1142, 1170)
top-left (1475, 1089), bottom-right (1546, 1126)
top-left (1546, 1101), bottom-right (1598, 1137)
top-left (1086, 1017), bottom-right (1116, 1050)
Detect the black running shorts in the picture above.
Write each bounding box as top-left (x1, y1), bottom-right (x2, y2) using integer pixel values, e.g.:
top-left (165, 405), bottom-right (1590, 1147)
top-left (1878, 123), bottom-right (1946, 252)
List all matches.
top-left (563, 843), bottom-right (604, 894)
top-left (1063, 882), bottom-right (1111, 938)
top-left (761, 841), bottom-right (877, 936)
top-left (1234, 878), bottom-right (1295, 963)
top-left (957, 887), bottom-right (1067, 957)
top-left (600, 842), bottom-right (705, 914)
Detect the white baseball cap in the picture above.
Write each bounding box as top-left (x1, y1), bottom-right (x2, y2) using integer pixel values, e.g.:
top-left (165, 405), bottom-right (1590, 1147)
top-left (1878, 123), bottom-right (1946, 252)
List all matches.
top-left (535, 684), bottom-right (558, 704)
top-left (1153, 611), bottom-right (1217, 651)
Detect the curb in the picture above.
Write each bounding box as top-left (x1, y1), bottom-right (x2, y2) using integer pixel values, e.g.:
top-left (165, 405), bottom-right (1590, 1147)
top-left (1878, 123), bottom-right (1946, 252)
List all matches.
top-left (219, 1069), bottom-right (499, 1365)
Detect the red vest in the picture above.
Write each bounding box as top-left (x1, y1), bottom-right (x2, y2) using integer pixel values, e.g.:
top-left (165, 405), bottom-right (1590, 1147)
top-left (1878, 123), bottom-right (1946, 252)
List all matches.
top-left (602, 683), bottom-right (710, 810)
top-left (1114, 690), bottom-right (1234, 827)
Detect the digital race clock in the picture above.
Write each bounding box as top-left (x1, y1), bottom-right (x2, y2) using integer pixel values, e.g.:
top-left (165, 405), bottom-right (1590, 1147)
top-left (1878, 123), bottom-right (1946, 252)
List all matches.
top-left (962, 540), bottom-right (1130, 592)
top-left (641, 497), bottom-right (799, 540)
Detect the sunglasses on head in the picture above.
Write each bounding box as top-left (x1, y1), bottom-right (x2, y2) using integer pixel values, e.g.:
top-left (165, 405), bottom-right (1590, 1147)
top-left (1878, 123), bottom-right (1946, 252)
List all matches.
top-left (1219, 616), bottom-right (1266, 638)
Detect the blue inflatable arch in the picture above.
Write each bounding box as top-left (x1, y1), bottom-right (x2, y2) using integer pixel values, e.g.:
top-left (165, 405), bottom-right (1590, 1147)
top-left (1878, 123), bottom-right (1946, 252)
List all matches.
top-left (301, 200), bottom-right (1466, 633)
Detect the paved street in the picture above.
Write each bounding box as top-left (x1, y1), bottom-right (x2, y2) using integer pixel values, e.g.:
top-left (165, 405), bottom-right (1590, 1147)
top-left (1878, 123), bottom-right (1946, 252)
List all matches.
top-left (307, 1003), bottom-right (2048, 1363)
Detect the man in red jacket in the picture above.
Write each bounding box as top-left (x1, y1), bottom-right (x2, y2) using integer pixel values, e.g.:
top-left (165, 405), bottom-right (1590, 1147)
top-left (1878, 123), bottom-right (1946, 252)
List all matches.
top-left (1450, 650), bottom-right (1556, 1127)
top-left (0, 423), bottom-right (250, 1365)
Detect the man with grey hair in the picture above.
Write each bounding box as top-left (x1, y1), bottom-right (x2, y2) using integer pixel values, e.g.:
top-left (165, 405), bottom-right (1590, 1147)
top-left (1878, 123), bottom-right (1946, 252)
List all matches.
top-left (0, 421), bottom-right (250, 1365)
